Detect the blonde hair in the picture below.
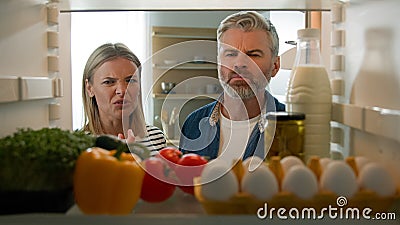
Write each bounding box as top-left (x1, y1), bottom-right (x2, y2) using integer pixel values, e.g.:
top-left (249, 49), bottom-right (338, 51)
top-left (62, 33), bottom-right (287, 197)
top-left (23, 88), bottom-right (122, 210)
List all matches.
top-left (82, 43), bottom-right (147, 137)
top-left (217, 11), bottom-right (279, 57)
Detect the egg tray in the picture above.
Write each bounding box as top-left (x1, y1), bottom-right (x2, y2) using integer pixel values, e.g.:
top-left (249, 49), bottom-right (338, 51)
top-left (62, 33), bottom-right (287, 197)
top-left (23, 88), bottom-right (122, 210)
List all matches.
top-left (193, 178), bottom-right (400, 215)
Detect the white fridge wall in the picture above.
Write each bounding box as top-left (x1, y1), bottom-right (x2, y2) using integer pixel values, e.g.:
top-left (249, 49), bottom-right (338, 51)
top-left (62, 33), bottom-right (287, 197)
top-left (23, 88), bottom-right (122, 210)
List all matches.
top-left (57, 13), bottom-right (73, 130)
top-left (0, 1), bottom-right (52, 137)
top-left (345, 0), bottom-right (400, 184)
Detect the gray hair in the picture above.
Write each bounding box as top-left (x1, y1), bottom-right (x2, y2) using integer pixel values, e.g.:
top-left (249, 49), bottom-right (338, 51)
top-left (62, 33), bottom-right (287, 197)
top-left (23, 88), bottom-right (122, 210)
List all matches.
top-left (82, 43), bottom-right (147, 137)
top-left (217, 11), bottom-right (279, 57)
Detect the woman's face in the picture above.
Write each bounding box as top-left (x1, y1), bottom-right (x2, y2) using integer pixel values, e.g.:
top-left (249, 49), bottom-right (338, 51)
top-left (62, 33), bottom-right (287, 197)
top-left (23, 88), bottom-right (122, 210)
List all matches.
top-left (86, 57), bottom-right (140, 122)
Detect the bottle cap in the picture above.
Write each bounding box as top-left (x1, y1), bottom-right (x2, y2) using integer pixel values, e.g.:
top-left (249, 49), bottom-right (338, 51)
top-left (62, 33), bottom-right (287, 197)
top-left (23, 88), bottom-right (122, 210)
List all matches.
top-left (298, 28), bottom-right (320, 39)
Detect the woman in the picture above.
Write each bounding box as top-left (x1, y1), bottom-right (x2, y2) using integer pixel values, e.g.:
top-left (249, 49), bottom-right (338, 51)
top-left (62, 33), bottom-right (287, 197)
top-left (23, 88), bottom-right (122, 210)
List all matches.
top-left (82, 43), bottom-right (166, 152)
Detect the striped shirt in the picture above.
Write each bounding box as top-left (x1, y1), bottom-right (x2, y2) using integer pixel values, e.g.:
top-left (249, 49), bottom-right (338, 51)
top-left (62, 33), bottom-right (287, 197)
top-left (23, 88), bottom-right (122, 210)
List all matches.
top-left (138, 125), bottom-right (166, 153)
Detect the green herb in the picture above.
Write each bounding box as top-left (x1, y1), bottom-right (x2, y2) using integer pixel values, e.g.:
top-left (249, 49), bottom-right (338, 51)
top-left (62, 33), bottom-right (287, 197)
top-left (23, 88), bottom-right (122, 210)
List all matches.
top-left (0, 128), bottom-right (95, 191)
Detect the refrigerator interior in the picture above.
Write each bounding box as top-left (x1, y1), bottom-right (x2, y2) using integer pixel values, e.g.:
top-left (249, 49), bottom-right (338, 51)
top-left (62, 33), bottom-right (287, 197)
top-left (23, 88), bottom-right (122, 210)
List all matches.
top-left (0, 0), bottom-right (399, 185)
top-left (0, 1), bottom-right (399, 224)
top-left (342, 0), bottom-right (400, 185)
top-left (0, 1), bottom-right (68, 136)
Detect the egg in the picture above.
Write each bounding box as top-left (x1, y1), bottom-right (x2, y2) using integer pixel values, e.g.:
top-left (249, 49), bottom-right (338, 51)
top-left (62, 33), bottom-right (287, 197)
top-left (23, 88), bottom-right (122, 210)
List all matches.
top-left (200, 158), bottom-right (227, 178)
top-left (319, 157), bottom-right (332, 172)
top-left (282, 165), bottom-right (318, 199)
top-left (358, 162), bottom-right (396, 197)
top-left (280, 156), bottom-right (304, 173)
top-left (320, 161), bottom-right (358, 198)
top-left (200, 161), bottom-right (239, 201)
top-left (354, 156), bottom-right (371, 172)
top-left (242, 156), bottom-right (264, 173)
top-left (241, 164), bottom-right (278, 200)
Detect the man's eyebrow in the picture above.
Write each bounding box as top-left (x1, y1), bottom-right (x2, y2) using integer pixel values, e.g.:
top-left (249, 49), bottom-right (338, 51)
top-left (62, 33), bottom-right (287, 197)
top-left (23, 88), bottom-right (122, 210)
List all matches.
top-left (223, 48), bottom-right (238, 53)
top-left (102, 76), bottom-right (117, 80)
top-left (222, 48), bottom-right (264, 55)
top-left (246, 49), bottom-right (264, 55)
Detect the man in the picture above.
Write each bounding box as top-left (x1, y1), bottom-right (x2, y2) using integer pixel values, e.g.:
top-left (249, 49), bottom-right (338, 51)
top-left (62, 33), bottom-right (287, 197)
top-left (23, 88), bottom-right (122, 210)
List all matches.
top-left (179, 11), bottom-right (285, 163)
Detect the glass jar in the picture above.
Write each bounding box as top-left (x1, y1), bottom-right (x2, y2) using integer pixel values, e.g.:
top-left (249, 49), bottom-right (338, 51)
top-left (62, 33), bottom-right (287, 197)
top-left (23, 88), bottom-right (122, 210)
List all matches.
top-left (264, 112), bottom-right (305, 161)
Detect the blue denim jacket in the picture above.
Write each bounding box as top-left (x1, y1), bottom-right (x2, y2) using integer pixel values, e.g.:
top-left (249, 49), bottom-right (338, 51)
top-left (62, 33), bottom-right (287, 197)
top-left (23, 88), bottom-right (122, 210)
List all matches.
top-left (179, 91), bottom-right (285, 160)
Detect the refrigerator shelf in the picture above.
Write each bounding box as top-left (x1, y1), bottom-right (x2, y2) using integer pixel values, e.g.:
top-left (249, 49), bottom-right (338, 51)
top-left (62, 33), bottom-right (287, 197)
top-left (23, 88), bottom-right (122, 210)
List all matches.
top-left (0, 76), bottom-right (62, 103)
top-left (332, 103), bottom-right (400, 144)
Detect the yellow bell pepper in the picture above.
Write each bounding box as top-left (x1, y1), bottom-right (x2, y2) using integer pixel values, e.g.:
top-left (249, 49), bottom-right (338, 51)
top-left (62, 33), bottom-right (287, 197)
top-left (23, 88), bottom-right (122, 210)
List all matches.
top-left (73, 147), bottom-right (144, 215)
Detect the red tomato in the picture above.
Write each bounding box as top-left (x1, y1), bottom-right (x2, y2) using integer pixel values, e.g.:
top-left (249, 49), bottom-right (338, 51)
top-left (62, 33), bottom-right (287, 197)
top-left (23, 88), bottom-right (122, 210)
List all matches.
top-left (175, 153), bottom-right (208, 195)
top-left (158, 147), bottom-right (182, 164)
top-left (140, 157), bottom-right (176, 203)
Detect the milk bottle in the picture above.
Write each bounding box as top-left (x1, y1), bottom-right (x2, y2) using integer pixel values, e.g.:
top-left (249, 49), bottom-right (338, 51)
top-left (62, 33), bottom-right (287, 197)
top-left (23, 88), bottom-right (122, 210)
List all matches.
top-left (286, 28), bottom-right (332, 161)
top-left (350, 28), bottom-right (400, 159)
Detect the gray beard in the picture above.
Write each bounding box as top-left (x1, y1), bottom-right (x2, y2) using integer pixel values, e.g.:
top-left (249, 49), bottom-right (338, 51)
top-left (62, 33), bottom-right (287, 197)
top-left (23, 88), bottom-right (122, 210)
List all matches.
top-left (222, 82), bottom-right (256, 99)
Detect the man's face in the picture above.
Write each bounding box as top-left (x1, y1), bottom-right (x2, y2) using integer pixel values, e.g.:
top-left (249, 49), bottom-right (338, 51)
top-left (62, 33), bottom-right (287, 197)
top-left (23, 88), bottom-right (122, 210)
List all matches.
top-left (218, 28), bottom-right (280, 99)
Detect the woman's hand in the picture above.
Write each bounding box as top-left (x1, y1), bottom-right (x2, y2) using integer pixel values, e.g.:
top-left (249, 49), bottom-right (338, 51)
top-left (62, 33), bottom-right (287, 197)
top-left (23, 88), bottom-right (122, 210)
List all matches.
top-left (118, 129), bottom-right (150, 160)
top-left (118, 129), bottom-right (136, 144)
